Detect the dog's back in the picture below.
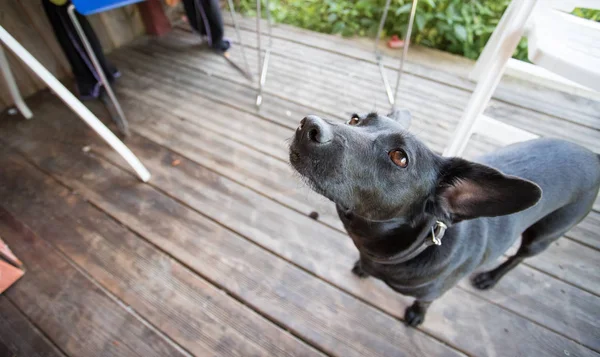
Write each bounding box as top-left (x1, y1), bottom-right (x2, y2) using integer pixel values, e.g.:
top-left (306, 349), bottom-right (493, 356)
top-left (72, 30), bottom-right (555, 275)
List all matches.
top-left (472, 138), bottom-right (600, 265)
top-left (478, 138), bottom-right (600, 227)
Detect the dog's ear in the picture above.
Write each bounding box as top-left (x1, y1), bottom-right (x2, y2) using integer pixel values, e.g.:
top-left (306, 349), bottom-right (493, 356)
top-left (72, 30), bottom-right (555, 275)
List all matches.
top-left (432, 157), bottom-right (542, 222)
top-left (388, 109), bottom-right (411, 129)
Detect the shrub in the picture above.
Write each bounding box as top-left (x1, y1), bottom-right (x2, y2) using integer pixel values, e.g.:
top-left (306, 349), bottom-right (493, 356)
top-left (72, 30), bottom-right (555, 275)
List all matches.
top-left (237, 0), bottom-right (600, 61)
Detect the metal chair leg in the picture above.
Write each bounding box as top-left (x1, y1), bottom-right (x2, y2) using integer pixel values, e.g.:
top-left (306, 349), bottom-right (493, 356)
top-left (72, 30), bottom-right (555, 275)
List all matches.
top-left (374, 0), bottom-right (418, 109)
top-left (0, 44), bottom-right (33, 119)
top-left (226, 0), bottom-right (252, 79)
top-left (67, 4), bottom-right (130, 136)
top-left (374, 0), bottom-right (394, 105)
top-left (255, 0), bottom-right (272, 108)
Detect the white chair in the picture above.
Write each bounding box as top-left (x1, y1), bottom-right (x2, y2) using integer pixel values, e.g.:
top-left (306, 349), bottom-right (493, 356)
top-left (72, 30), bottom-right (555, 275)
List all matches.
top-left (0, 25), bottom-right (151, 182)
top-left (444, 0), bottom-right (600, 157)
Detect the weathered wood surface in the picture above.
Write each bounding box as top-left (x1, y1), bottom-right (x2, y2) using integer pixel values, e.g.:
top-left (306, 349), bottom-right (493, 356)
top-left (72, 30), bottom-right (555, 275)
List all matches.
top-left (0, 296), bottom-right (65, 357)
top-left (0, 203), bottom-right (185, 357)
top-left (2, 90), bottom-right (599, 356)
top-left (220, 16), bottom-right (600, 130)
top-left (0, 153), bottom-right (324, 357)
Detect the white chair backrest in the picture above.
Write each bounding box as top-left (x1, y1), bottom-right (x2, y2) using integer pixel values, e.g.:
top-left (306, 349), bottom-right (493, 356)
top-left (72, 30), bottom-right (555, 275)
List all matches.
top-left (548, 0), bottom-right (600, 12)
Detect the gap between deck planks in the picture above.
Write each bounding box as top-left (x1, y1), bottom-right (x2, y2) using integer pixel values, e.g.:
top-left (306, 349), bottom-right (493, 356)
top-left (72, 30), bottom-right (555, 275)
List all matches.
top-left (0, 152), bottom-right (325, 357)
top-left (218, 15), bottom-right (600, 130)
top-left (0, 205), bottom-right (188, 357)
top-left (2, 92), bottom-right (598, 356)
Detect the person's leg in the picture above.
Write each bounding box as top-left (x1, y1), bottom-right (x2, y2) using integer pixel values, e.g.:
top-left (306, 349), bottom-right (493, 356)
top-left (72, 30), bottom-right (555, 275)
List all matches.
top-left (182, 0), bottom-right (204, 34)
top-left (200, 0), bottom-right (229, 51)
top-left (41, 0), bottom-right (118, 99)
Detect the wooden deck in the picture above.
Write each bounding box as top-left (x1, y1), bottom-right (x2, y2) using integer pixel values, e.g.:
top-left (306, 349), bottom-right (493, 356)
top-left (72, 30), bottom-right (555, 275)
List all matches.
top-left (1, 17), bottom-right (599, 357)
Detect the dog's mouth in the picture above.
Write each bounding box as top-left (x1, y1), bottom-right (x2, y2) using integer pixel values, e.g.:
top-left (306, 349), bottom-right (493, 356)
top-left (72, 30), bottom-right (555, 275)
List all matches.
top-left (289, 142), bottom-right (340, 204)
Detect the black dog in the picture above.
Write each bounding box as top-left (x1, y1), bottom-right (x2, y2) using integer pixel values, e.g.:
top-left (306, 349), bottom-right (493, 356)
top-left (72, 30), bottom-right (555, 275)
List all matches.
top-left (289, 110), bottom-right (600, 327)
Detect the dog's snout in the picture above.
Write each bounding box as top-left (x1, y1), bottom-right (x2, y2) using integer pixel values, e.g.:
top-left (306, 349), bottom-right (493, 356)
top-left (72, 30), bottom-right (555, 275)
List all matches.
top-left (299, 115), bottom-right (333, 144)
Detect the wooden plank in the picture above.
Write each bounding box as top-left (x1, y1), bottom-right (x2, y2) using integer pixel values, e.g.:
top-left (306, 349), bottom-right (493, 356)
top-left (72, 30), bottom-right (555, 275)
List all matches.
top-left (0, 152), bottom-right (324, 357)
top-left (221, 16), bottom-right (600, 130)
top-left (114, 83), bottom-right (347, 232)
top-left (527, 239), bottom-right (600, 296)
top-left (0, 98), bottom-right (463, 357)
top-left (216, 29), bottom-right (600, 153)
top-left (459, 263), bottom-right (600, 352)
top-left (568, 211), bottom-right (600, 250)
top-left (117, 32), bottom-right (496, 160)
top-left (0, 296), bottom-right (65, 357)
top-left (3, 94), bottom-right (598, 357)
top-left (122, 31), bottom-right (600, 153)
top-left (0, 205), bottom-right (186, 357)
top-left (110, 41), bottom-right (496, 159)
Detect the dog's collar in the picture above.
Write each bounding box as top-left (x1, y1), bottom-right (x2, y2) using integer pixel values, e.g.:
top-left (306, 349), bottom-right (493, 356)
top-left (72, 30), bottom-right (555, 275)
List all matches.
top-left (366, 220), bottom-right (448, 265)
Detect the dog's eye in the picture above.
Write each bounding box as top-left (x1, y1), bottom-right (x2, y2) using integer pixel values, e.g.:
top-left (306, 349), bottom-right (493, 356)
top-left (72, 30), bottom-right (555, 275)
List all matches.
top-left (348, 116), bottom-right (360, 125)
top-left (389, 149), bottom-right (408, 168)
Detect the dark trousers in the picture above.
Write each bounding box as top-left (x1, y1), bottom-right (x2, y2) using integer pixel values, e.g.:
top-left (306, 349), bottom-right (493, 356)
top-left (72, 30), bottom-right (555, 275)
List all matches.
top-left (42, 0), bottom-right (118, 99)
top-left (182, 0), bottom-right (228, 50)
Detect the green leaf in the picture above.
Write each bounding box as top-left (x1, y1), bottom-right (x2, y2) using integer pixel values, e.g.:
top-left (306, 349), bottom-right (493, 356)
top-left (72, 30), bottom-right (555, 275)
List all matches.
top-left (415, 13), bottom-right (426, 31)
top-left (327, 13), bottom-right (338, 23)
top-left (332, 21), bottom-right (345, 34)
top-left (453, 24), bottom-right (467, 41)
top-left (423, 0), bottom-right (436, 8)
top-left (395, 3), bottom-right (412, 16)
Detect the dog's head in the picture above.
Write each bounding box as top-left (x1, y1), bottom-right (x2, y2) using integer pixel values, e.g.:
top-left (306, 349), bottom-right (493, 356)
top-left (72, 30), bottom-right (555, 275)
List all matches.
top-left (289, 110), bottom-right (541, 223)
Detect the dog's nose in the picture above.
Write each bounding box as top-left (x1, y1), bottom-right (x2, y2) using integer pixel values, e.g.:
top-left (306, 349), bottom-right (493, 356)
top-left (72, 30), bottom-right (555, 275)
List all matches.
top-left (299, 115), bottom-right (333, 144)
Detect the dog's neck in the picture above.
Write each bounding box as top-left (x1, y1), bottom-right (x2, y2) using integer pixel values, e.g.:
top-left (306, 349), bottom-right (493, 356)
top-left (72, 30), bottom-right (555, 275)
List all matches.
top-left (338, 206), bottom-right (442, 264)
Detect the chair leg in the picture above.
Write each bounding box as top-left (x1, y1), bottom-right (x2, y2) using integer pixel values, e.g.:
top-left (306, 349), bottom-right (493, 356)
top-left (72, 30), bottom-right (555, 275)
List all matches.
top-left (0, 44), bottom-right (33, 119)
top-left (0, 25), bottom-right (150, 182)
top-left (444, 0), bottom-right (538, 157)
top-left (225, 0), bottom-right (252, 78)
top-left (255, 0), bottom-right (273, 108)
top-left (373, 0), bottom-right (418, 109)
top-left (469, 1), bottom-right (522, 81)
top-left (391, 0), bottom-right (418, 108)
top-left (374, 0), bottom-right (394, 105)
top-left (67, 5), bottom-right (130, 136)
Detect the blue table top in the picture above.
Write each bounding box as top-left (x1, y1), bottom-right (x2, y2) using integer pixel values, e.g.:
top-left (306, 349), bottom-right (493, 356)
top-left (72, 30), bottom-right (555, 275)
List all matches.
top-left (71, 0), bottom-right (145, 15)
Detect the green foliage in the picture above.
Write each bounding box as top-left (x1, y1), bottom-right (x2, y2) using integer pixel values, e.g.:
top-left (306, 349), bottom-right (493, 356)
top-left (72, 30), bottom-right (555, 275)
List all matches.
top-left (237, 0), bottom-right (600, 61)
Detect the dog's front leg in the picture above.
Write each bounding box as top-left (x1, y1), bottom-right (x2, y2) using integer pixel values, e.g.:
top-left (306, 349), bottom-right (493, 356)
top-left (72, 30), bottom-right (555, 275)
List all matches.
top-left (351, 259), bottom-right (370, 278)
top-left (405, 300), bottom-right (432, 327)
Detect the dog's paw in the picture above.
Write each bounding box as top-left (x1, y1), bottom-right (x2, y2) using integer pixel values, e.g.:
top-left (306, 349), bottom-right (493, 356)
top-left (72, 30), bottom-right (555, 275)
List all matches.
top-left (472, 271), bottom-right (498, 290)
top-left (351, 260), bottom-right (370, 278)
top-left (404, 304), bottom-right (425, 327)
